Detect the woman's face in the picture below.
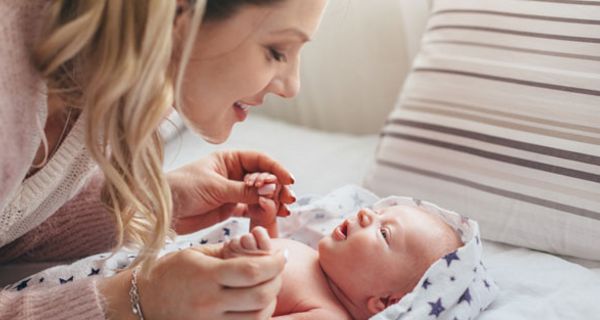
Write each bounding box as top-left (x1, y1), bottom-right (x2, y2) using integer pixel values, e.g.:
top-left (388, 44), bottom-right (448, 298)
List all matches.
top-left (176, 0), bottom-right (328, 143)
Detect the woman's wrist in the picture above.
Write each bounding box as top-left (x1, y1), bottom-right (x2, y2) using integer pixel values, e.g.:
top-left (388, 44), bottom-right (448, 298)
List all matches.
top-left (97, 269), bottom-right (138, 320)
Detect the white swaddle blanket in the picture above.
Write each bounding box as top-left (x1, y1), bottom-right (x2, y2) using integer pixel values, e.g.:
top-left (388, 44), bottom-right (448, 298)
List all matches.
top-left (5, 185), bottom-right (497, 319)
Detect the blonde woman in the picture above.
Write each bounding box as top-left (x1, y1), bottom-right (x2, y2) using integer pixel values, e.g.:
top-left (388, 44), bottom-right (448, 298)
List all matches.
top-left (0, 0), bottom-right (327, 319)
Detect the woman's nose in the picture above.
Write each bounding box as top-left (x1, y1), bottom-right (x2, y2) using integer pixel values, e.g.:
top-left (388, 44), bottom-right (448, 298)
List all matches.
top-left (269, 62), bottom-right (300, 99)
top-left (357, 209), bottom-right (375, 227)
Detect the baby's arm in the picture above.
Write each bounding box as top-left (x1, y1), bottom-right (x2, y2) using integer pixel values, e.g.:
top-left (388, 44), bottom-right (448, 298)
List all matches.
top-left (244, 172), bottom-right (282, 237)
top-left (272, 309), bottom-right (345, 320)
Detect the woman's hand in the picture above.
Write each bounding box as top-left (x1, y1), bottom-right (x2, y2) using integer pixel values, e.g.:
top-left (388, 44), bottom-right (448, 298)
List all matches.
top-left (98, 243), bottom-right (287, 320)
top-left (167, 150), bottom-right (296, 234)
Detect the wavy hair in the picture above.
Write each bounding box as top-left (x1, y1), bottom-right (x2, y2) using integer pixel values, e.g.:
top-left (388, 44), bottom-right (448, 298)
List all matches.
top-left (33, 0), bottom-right (282, 271)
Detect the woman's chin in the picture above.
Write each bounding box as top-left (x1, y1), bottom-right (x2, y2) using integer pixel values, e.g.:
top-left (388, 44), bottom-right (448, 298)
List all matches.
top-left (201, 129), bottom-right (232, 145)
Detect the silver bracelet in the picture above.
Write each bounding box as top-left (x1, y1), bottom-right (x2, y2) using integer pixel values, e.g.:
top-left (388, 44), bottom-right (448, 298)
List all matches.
top-left (129, 266), bottom-right (145, 320)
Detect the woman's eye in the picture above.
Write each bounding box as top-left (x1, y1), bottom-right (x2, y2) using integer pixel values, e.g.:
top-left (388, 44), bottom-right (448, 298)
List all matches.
top-left (269, 48), bottom-right (286, 62)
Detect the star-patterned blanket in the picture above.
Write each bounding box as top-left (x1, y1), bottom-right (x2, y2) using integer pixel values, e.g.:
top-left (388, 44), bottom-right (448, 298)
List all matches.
top-left (370, 196), bottom-right (498, 320)
top-left (5, 185), bottom-right (497, 319)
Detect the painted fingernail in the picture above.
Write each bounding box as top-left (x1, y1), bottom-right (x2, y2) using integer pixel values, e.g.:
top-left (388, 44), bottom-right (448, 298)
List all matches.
top-left (290, 174), bottom-right (296, 184)
top-left (289, 189), bottom-right (297, 202)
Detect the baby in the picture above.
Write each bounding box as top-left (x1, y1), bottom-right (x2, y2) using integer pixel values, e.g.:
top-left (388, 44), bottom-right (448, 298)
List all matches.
top-left (222, 174), bottom-right (463, 319)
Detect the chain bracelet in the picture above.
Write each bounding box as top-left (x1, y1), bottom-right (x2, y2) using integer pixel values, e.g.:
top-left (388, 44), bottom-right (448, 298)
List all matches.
top-left (129, 266), bottom-right (145, 320)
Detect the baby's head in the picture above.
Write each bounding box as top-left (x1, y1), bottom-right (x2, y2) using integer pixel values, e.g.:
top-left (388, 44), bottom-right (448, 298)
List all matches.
top-left (318, 205), bottom-right (462, 319)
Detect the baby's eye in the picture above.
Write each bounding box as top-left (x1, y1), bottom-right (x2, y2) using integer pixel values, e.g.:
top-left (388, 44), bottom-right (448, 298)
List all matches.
top-left (380, 227), bottom-right (389, 242)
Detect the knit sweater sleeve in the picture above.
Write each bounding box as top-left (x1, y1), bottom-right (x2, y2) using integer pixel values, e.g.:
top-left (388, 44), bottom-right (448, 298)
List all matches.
top-left (0, 277), bottom-right (106, 320)
top-left (0, 171), bottom-right (117, 263)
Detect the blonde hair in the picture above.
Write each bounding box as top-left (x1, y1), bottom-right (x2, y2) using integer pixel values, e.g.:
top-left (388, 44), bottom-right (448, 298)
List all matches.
top-left (34, 0), bottom-right (207, 271)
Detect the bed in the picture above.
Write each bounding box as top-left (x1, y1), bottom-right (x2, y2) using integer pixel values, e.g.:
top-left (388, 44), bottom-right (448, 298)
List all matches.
top-left (164, 114), bottom-right (600, 320)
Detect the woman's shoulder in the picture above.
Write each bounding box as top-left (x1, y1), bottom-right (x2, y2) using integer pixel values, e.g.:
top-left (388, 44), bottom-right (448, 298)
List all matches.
top-left (0, 0), bottom-right (49, 214)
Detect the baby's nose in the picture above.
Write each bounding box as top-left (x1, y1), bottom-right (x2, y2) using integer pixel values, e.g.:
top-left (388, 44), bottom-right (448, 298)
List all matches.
top-left (357, 208), bottom-right (375, 227)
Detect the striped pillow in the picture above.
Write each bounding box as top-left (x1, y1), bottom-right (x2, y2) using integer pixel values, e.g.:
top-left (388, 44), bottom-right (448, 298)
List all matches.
top-left (364, 0), bottom-right (600, 260)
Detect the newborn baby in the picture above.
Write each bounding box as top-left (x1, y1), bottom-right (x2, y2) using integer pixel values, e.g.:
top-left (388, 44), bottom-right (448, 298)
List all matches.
top-left (224, 174), bottom-right (463, 319)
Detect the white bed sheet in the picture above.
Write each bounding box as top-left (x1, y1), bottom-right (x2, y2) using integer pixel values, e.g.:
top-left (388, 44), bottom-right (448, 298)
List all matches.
top-left (3, 114), bottom-right (600, 319)
top-left (165, 115), bottom-right (600, 319)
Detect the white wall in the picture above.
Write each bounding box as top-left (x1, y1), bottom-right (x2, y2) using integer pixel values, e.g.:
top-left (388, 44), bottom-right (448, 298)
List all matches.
top-left (256, 0), bottom-right (432, 134)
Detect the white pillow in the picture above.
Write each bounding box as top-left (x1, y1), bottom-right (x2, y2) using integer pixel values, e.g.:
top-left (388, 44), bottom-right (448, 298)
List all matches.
top-left (364, 0), bottom-right (600, 261)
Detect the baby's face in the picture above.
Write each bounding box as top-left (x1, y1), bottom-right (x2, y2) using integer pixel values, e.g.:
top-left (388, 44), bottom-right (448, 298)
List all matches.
top-left (318, 205), bottom-right (461, 317)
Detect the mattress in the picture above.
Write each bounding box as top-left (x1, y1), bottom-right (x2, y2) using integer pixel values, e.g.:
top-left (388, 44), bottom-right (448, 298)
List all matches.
top-left (2, 114), bottom-right (600, 319)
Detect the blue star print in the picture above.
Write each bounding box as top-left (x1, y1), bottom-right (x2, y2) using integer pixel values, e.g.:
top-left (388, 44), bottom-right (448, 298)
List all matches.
top-left (223, 228), bottom-right (231, 236)
top-left (15, 278), bottom-right (30, 291)
top-left (428, 298), bottom-right (445, 318)
top-left (200, 239), bottom-right (208, 244)
top-left (88, 268), bottom-right (101, 276)
top-left (59, 276), bottom-right (74, 284)
top-left (422, 278), bottom-right (432, 289)
top-left (458, 288), bottom-right (472, 305)
top-left (443, 251), bottom-right (460, 267)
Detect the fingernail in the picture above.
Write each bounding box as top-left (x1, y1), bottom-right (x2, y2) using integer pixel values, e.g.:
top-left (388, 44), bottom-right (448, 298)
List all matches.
top-left (290, 174), bottom-right (296, 184)
top-left (285, 206), bottom-right (291, 216)
top-left (258, 183), bottom-right (276, 196)
top-left (289, 189), bottom-right (297, 202)
top-left (283, 249), bottom-right (289, 263)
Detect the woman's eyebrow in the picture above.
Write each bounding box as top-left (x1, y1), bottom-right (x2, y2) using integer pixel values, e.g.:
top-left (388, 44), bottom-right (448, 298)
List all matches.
top-left (269, 28), bottom-right (311, 43)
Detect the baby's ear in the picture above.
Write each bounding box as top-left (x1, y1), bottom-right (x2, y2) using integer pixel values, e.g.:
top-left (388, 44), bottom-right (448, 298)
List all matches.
top-left (367, 296), bottom-right (387, 315)
top-left (367, 294), bottom-right (403, 314)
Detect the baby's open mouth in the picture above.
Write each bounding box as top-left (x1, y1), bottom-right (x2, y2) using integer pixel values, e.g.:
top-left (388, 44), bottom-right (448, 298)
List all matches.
top-left (332, 220), bottom-right (349, 241)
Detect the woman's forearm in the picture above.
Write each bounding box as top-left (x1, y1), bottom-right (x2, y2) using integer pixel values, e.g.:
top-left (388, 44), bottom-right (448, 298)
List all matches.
top-left (0, 277), bottom-right (106, 320)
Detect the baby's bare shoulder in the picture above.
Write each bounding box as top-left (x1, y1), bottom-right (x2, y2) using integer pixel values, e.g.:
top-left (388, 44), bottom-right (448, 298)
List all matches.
top-left (270, 239), bottom-right (350, 318)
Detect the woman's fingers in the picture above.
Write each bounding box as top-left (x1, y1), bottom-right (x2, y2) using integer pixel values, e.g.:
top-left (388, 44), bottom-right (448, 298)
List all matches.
top-left (220, 271), bottom-right (282, 312)
top-left (279, 185), bottom-right (296, 204)
top-left (214, 250), bottom-right (286, 287)
top-left (230, 151), bottom-right (294, 185)
top-left (224, 299), bottom-right (278, 320)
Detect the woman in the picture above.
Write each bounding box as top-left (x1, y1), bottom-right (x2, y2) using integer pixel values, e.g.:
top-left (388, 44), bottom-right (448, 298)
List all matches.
top-left (0, 0), bottom-right (327, 319)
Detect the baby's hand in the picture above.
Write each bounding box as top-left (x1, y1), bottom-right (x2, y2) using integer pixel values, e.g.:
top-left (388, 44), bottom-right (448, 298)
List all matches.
top-left (222, 226), bottom-right (272, 259)
top-left (242, 172), bottom-right (283, 237)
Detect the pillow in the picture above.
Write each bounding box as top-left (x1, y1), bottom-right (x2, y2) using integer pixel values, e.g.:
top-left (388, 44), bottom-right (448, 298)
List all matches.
top-left (364, 0), bottom-right (600, 261)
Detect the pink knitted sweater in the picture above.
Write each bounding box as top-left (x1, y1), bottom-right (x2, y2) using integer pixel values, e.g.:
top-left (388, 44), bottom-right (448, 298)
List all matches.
top-left (0, 1), bottom-right (117, 318)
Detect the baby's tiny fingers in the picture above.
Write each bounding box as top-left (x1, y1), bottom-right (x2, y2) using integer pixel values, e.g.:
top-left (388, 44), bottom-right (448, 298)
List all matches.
top-left (258, 196), bottom-right (277, 216)
top-left (244, 172), bottom-right (260, 186)
top-left (256, 173), bottom-right (277, 188)
top-left (240, 233), bottom-right (258, 251)
top-left (252, 227), bottom-right (272, 251)
top-left (258, 183), bottom-right (277, 197)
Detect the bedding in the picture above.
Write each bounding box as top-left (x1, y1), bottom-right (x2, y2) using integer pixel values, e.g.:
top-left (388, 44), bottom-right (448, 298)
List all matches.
top-left (2, 115), bottom-right (600, 319)
top-left (364, 0), bottom-right (600, 261)
top-left (4, 186), bottom-right (498, 320)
